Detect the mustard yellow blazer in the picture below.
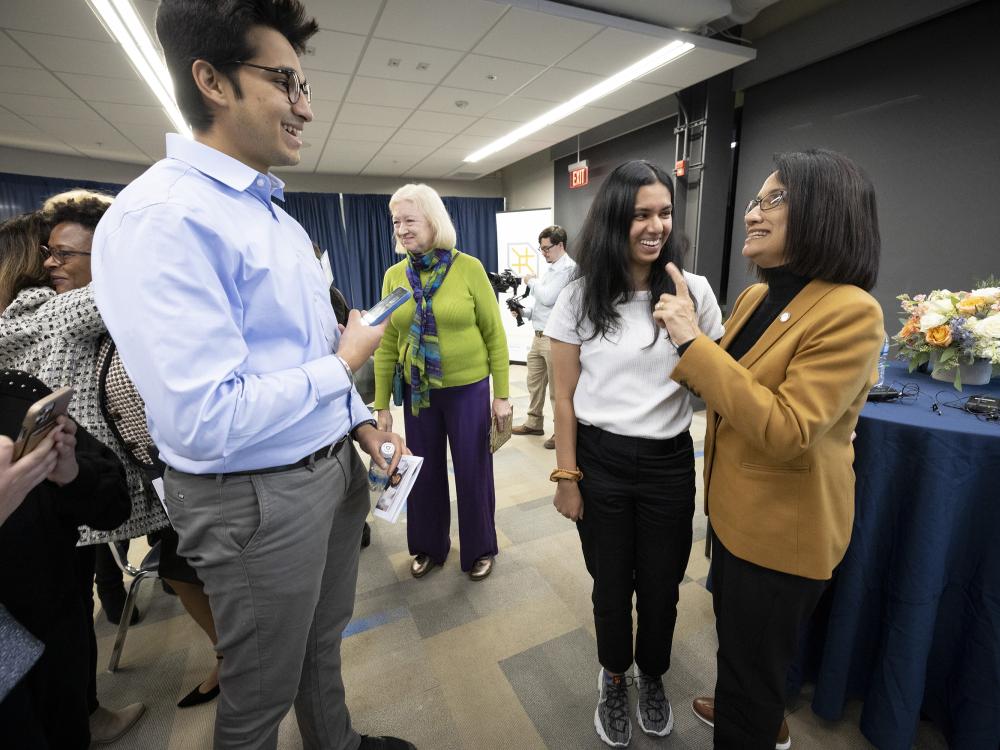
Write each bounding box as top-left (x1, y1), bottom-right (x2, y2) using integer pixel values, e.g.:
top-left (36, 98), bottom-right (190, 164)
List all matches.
top-left (672, 279), bottom-right (883, 580)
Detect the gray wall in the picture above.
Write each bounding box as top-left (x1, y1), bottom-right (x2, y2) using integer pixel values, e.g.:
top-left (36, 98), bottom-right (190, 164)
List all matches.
top-left (729, 0), bottom-right (1000, 320)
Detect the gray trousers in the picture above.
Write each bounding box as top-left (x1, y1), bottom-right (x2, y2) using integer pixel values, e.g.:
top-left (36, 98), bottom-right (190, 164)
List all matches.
top-left (164, 445), bottom-right (369, 750)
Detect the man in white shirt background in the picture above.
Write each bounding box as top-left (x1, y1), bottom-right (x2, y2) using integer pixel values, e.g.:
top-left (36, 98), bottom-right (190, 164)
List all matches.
top-left (511, 226), bottom-right (577, 449)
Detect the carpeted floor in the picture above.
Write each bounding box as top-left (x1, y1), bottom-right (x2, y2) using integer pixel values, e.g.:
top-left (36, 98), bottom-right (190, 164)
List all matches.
top-left (92, 364), bottom-right (948, 750)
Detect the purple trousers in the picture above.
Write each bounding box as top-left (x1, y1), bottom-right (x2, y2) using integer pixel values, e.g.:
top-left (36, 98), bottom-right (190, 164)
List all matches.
top-left (403, 377), bottom-right (498, 572)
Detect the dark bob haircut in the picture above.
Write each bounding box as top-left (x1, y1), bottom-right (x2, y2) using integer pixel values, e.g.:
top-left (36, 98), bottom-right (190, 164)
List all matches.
top-left (45, 196), bottom-right (112, 233)
top-left (538, 225), bottom-right (567, 248)
top-left (156, 0), bottom-right (318, 131)
top-left (574, 160), bottom-right (686, 341)
top-left (771, 149), bottom-right (880, 291)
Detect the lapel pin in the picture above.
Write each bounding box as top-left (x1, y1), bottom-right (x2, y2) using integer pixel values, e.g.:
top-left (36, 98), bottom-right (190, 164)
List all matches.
top-left (779, 311), bottom-right (791, 322)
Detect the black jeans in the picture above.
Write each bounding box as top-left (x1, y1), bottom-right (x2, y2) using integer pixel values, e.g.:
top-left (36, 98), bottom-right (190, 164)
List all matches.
top-left (74, 545), bottom-right (100, 715)
top-left (711, 534), bottom-right (828, 749)
top-left (575, 422), bottom-right (695, 676)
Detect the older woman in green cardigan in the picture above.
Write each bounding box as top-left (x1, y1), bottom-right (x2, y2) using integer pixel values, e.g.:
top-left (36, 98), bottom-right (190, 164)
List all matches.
top-left (374, 184), bottom-right (510, 581)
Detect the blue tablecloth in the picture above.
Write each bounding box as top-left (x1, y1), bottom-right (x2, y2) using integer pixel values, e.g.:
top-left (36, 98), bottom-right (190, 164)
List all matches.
top-left (799, 361), bottom-right (1000, 749)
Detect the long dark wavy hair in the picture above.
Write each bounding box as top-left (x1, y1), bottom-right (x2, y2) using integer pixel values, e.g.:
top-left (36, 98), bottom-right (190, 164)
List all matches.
top-left (574, 160), bottom-right (687, 342)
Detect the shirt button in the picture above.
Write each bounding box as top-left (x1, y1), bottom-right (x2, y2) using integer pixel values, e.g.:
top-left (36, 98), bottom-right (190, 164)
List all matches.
top-left (256, 178), bottom-right (264, 187)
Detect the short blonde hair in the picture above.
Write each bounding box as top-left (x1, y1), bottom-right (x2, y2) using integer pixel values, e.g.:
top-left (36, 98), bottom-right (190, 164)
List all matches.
top-left (42, 188), bottom-right (114, 212)
top-left (388, 183), bottom-right (457, 254)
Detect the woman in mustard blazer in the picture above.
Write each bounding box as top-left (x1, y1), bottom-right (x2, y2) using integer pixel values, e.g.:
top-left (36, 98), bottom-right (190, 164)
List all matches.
top-left (654, 149), bottom-right (884, 749)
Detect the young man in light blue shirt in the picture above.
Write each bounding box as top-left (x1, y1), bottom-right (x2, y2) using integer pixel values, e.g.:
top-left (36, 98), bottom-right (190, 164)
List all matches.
top-left (91, 2), bottom-right (414, 749)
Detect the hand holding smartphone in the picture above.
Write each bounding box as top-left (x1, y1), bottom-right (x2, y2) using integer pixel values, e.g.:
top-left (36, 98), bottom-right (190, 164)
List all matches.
top-left (361, 287), bottom-right (411, 326)
top-left (12, 387), bottom-right (75, 461)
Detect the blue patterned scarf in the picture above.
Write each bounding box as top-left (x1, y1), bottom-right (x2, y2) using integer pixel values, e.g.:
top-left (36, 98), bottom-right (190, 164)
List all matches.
top-left (405, 248), bottom-right (456, 414)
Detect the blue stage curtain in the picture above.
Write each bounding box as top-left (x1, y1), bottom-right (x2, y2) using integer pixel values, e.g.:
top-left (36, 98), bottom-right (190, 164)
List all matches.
top-left (443, 196), bottom-right (504, 273)
top-left (278, 191), bottom-right (361, 307)
top-left (341, 193), bottom-right (397, 310)
top-left (0, 172), bottom-right (124, 220)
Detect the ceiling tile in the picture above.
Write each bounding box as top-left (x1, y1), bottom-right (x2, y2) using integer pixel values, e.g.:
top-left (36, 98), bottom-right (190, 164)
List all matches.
top-left (0, 108), bottom-right (42, 135)
top-left (312, 1), bottom-right (382, 36)
top-left (374, 0), bottom-right (506, 51)
top-left (306, 98), bottom-right (343, 123)
top-left (330, 122), bottom-right (397, 142)
top-left (87, 102), bottom-right (172, 128)
top-left (1, 0), bottom-right (111, 42)
top-left (530, 123), bottom-right (584, 143)
top-left (7, 31), bottom-right (133, 79)
top-left (317, 140), bottom-right (384, 172)
top-left (402, 110), bottom-right (476, 134)
top-left (357, 39), bottom-right (464, 85)
top-left (0, 132), bottom-right (79, 156)
top-left (387, 129), bottom-right (454, 147)
top-left (0, 66), bottom-right (74, 98)
top-left (24, 115), bottom-right (137, 153)
top-left (0, 33), bottom-right (41, 68)
top-left (301, 69), bottom-right (351, 103)
top-left (461, 118), bottom-right (520, 137)
top-left (302, 30), bottom-right (366, 74)
top-left (76, 144), bottom-right (150, 164)
top-left (444, 133), bottom-right (497, 152)
top-left (375, 141), bottom-right (437, 159)
top-left (419, 87), bottom-right (505, 118)
top-left (346, 76), bottom-right (433, 108)
top-left (641, 48), bottom-right (751, 87)
top-left (560, 105), bottom-right (630, 129)
top-left (337, 102), bottom-right (413, 127)
top-left (486, 96), bottom-right (556, 122)
top-left (2, 93), bottom-right (101, 120)
top-left (440, 55), bottom-right (545, 96)
top-left (595, 81), bottom-right (676, 111)
top-left (56, 73), bottom-right (159, 106)
top-left (518, 68), bottom-right (603, 103)
top-left (362, 154), bottom-right (424, 175)
top-left (122, 124), bottom-right (171, 160)
top-left (558, 28), bottom-right (675, 75)
top-left (473, 8), bottom-right (602, 66)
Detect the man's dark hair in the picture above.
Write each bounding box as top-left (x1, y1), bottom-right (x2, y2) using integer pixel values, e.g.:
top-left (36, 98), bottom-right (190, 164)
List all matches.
top-left (156, 0), bottom-right (319, 131)
top-left (574, 160), bottom-right (687, 341)
top-left (46, 197), bottom-right (112, 233)
top-left (538, 225), bottom-right (567, 248)
top-left (770, 149), bottom-right (880, 291)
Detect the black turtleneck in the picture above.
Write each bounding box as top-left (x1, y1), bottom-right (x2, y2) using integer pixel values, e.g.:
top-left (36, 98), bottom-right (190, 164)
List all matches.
top-left (724, 267), bottom-right (811, 362)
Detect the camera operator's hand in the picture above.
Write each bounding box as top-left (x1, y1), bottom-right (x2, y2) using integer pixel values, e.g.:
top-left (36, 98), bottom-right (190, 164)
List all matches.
top-left (337, 309), bottom-right (388, 372)
top-left (553, 480), bottom-right (583, 521)
top-left (508, 308), bottom-right (521, 321)
top-left (376, 409), bottom-right (393, 433)
top-left (48, 416), bottom-right (79, 486)
top-left (521, 270), bottom-right (536, 284)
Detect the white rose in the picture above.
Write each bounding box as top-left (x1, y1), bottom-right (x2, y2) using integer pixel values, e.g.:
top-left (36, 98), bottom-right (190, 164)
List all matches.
top-left (919, 312), bottom-right (947, 331)
top-left (926, 297), bottom-right (955, 315)
top-left (974, 287), bottom-right (1000, 301)
top-left (973, 314), bottom-right (1000, 339)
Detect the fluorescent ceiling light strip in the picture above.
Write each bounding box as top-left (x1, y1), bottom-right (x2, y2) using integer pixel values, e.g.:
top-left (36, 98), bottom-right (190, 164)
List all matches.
top-left (110, 0), bottom-right (174, 95)
top-left (90, 0), bottom-right (192, 138)
top-left (464, 40), bottom-right (694, 163)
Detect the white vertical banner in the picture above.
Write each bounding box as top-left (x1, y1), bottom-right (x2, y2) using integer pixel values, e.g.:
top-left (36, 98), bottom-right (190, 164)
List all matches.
top-left (494, 208), bottom-right (553, 362)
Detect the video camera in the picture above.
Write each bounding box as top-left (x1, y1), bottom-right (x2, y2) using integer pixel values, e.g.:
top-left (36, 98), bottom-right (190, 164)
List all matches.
top-left (487, 269), bottom-right (530, 326)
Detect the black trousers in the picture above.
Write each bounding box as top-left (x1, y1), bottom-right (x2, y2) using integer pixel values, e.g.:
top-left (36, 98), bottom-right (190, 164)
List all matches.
top-left (74, 544), bottom-right (100, 715)
top-left (576, 422), bottom-right (695, 676)
top-left (711, 534), bottom-right (827, 749)
top-left (94, 540), bottom-right (127, 599)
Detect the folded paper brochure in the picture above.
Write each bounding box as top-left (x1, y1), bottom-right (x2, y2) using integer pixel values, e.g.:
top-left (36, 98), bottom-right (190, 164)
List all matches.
top-left (372, 454), bottom-right (424, 523)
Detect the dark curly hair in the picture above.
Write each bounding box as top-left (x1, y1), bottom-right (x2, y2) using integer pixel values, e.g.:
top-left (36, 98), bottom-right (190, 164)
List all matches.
top-left (156, 0), bottom-right (319, 131)
top-left (45, 196), bottom-right (112, 233)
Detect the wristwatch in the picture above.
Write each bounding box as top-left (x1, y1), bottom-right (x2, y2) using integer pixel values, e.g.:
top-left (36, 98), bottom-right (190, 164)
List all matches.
top-left (549, 467), bottom-right (584, 483)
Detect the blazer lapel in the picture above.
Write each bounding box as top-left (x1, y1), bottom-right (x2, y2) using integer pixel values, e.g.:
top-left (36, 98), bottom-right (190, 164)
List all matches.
top-left (719, 284), bottom-right (767, 351)
top-left (737, 278), bottom-right (838, 369)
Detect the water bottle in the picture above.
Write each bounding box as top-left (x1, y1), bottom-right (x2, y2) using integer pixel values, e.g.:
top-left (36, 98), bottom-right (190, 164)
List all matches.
top-left (367, 442), bottom-right (396, 492)
top-left (876, 332), bottom-right (889, 386)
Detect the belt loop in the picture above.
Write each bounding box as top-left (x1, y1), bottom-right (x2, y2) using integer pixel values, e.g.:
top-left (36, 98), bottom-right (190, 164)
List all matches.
top-left (215, 473), bottom-right (224, 487)
top-left (306, 453), bottom-right (317, 472)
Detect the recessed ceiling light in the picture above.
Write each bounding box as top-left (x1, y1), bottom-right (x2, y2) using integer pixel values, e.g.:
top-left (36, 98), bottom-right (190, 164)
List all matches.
top-left (86, 0), bottom-right (191, 138)
top-left (416, 62), bottom-right (430, 71)
top-left (464, 40), bottom-right (694, 163)
top-left (455, 100), bottom-right (469, 109)
top-left (486, 73), bottom-right (497, 81)
top-left (388, 58), bottom-right (401, 67)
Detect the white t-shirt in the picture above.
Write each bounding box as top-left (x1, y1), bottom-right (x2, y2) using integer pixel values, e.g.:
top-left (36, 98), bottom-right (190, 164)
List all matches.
top-left (544, 272), bottom-right (724, 439)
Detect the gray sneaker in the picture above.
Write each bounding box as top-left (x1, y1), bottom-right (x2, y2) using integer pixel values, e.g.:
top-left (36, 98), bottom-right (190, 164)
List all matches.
top-left (634, 665), bottom-right (673, 737)
top-left (595, 668), bottom-right (632, 747)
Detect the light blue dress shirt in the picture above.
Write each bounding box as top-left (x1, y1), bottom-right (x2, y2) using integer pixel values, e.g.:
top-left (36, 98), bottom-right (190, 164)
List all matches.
top-left (92, 134), bottom-right (371, 473)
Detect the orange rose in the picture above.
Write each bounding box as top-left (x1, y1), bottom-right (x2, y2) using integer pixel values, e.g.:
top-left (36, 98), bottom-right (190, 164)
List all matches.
top-left (957, 295), bottom-right (988, 315)
top-left (899, 317), bottom-right (920, 338)
top-left (925, 325), bottom-right (952, 347)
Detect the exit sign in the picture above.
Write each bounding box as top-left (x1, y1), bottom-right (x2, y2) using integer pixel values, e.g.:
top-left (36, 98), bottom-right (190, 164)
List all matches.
top-left (569, 160), bottom-right (589, 189)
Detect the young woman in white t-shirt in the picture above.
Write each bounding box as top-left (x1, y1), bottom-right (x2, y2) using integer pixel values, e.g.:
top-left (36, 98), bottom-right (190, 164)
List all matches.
top-left (544, 160), bottom-right (724, 748)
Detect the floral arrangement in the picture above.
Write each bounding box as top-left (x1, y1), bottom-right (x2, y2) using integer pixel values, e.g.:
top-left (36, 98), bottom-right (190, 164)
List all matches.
top-left (894, 282), bottom-right (1000, 387)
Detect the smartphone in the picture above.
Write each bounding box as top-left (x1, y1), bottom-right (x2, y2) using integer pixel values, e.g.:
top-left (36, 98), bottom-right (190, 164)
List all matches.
top-left (12, 386), bottom-right (75, 461)
top-left (361, 287), bottom-right (411, 326)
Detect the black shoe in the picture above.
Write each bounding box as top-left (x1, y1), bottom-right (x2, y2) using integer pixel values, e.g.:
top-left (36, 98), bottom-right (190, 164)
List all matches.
top-left (101, 591), bottom-right (140, 626)
top-left (361, 521), bottom-right (372, 549)
top-left (177, 682), bottom-right (220, 708)
top-left (358, 736), bottom-right (416, 750)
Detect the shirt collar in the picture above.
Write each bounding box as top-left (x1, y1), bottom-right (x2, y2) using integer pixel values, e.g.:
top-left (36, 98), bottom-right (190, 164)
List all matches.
top-left (551, 252), bottom-right (572, 270)
top-left (165, 133), bottom-right (285, 202)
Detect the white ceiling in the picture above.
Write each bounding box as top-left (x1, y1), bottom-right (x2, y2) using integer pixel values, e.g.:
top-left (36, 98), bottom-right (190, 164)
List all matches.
top-left (0, 0), bottom-right (757, 180)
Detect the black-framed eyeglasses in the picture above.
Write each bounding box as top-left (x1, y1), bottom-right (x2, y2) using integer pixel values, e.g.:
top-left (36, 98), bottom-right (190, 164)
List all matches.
top-left (539, 242), bottom-right (561, 252)
top-left (231, 62), bottom-right (312, 104)
top-left (746, 189), bottom-right (787, 215)
top-left (40, 245), bottom-right (91, 265)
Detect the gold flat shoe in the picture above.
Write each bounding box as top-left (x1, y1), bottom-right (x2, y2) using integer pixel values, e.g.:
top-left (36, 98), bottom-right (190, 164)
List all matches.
top-left (469, 556), bottom-right (494, 581)
top-left (410, 554), bottom-right (435, 578)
